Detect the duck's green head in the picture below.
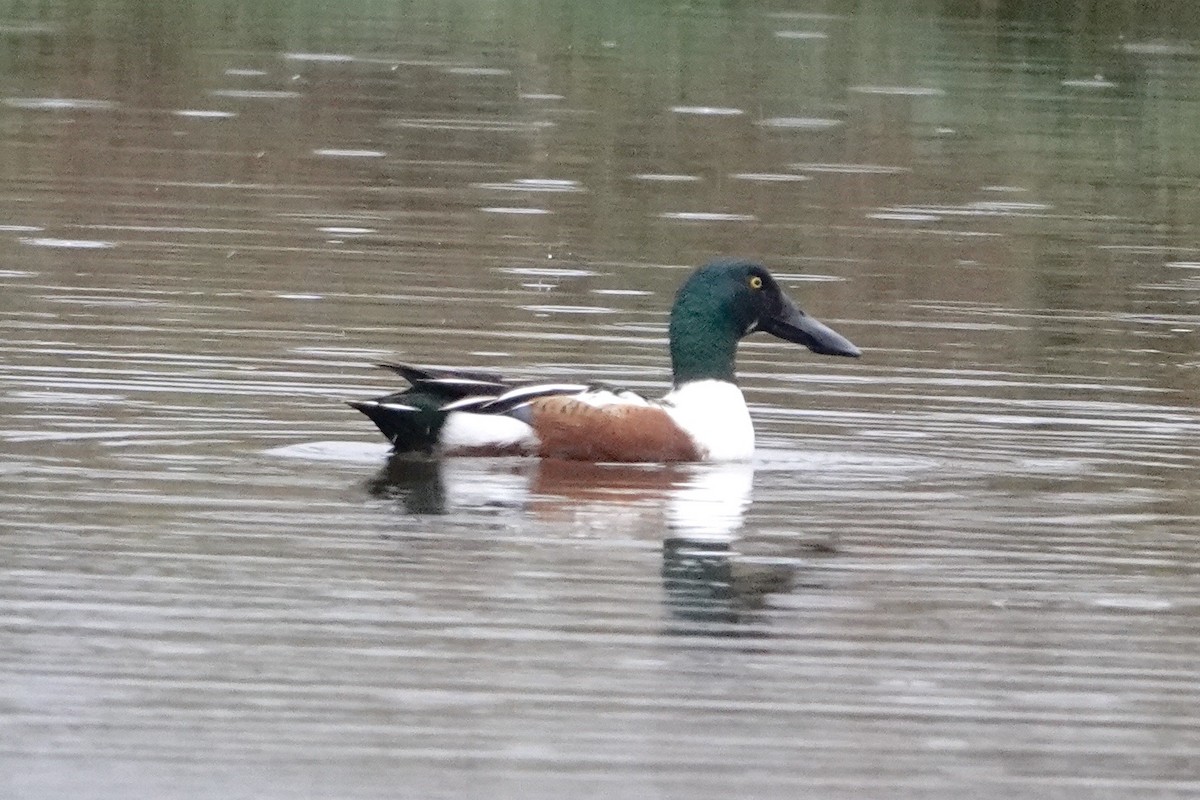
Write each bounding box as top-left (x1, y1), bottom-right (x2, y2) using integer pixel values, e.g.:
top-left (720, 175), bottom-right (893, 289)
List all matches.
top-left (668, 260), bottom-right (861, 385)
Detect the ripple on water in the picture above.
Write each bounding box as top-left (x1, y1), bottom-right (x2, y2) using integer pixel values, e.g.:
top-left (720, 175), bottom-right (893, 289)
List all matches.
top-left (755, 448), bottom-right (942, 478)
top-left (10, 390), bottom-right (128, 405)
top-left (174, 109), bottom-right (238, 118)
top-left (774, 30), bottom-right (828, 40)
top-left (867, 211), bottom-right (942, 222)
top-left (670, 105), bottom-right (744, 116)
top-left (283, 52), bottom-right (356, 63)
top-left (659, 212), bottom-right (756, 222)
top-left (871, 201), bottom-right (1050, 219)
top-left (849, 85), bottom-right (946, 96)
top-left (631, 173), bottom-right (702, 182)
top-left (265, 441), bottom-right (390, 463)
top-left (1119, 40), bottom-right (1198, 56)
top-left (473, 179), bottom-right (584, 192)
top-left (498, 266), bottom-right (600, 278)
top-left (313, 148), bottom-right (386, 158)
top-left (790, 162), bottom-right (910, 174)
top-left (385, 118), bottom-right (554, 132)
top-left (210, 89), bottom-right (302, 99)
top-left (759, 117), bottom-right (842, 129)
top-left (730, 173), bottom-right (811, 182)
top-left (20, 237), bottom-right (115, 249)
top-left (4, 97), bottom-right (118, 110)
top-left (772, 273), bottom-right (848, 283)
top-left (1062, 75), bottom-right (1117, 88)
top-left (519, 304), bottom-right (614, 315)
top-left (442, 66), bottom-right (511, 76)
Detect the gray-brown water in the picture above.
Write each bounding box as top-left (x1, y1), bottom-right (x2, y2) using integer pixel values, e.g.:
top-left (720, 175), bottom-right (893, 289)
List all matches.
top-left (2, 2), bottom-right (1199, 798)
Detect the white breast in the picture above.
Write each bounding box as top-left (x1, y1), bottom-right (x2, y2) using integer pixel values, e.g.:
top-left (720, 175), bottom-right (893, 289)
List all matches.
top-left (659, 379), bottom-right (754, 461)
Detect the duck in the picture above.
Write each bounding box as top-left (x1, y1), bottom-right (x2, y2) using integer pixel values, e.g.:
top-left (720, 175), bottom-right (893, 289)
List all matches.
top-left (348, 259), bottom-right (861, 462)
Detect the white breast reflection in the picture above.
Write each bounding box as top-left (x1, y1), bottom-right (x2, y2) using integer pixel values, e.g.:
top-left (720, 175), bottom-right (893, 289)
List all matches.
top-left (368, 456), bottom-right (750, 536)
top-left (368, 456), bottom-right (800, 627)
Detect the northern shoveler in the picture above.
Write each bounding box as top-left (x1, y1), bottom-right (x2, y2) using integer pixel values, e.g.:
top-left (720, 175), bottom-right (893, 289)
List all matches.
top-left (349, 259), bottom-right (861, 462)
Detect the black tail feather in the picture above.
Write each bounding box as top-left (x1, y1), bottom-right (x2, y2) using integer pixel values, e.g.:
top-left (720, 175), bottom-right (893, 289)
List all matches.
top-left (350, 363), bottom-right (514, 451)
top-left (347, 399), bottom-right (441, 452)
top-left (378, 362), bottom-right (505, 387)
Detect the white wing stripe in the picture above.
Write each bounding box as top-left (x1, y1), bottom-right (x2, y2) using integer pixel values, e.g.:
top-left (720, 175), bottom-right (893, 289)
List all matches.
top-left (421, 377), bottom-right (508, 389)
top-left (491, 383), bottom-right (590, 405)
top-left (439, 395), bottom-right (499, 412)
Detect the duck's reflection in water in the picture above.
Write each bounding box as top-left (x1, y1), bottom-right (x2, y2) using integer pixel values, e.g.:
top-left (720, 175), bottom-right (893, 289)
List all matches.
top-left (660, 538), bottom-right (800, 627)
top-left (368, 455), bottom-right (807, 626)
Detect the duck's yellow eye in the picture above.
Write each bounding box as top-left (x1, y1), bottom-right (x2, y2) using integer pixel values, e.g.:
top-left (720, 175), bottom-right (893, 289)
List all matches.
top-left (749, 275), bottom-right (763, 289)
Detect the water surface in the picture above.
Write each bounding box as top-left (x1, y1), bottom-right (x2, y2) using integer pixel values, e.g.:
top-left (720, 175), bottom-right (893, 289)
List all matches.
top-left (2, 2), bottom-right (1199, 798)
